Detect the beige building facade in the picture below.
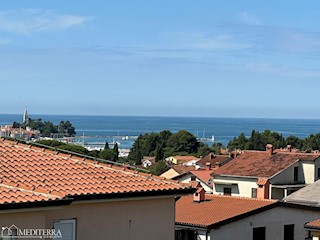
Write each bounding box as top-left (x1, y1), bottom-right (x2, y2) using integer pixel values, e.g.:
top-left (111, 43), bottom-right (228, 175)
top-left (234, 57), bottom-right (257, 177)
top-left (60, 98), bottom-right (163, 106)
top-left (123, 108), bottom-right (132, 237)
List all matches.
top-left (1, 196), bottom-right (176, 240)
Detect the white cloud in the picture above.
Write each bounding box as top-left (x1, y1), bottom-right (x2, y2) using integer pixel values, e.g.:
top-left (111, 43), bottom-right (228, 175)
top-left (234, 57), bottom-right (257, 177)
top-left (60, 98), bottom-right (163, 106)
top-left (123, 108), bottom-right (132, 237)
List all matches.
top-left (237, 12), bottom-right (261, 25)
top-left (0, 9), bottom-right (92, 34)
top-left (165, 32), bottom-right (252, 50)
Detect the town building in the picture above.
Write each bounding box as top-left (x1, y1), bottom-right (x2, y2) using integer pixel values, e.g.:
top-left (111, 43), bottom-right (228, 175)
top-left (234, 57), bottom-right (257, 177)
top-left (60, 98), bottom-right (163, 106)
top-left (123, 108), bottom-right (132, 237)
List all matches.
top-left (0, 138), bottom-right (194, 240)
top-left (284, 179), bottom-right (320, 240)
top-left (305, 219), bottom-right (320, 240)
top-left (196, 152), bottom-right (232, 169)
top-left (141, 156), bottom-right (156, 168)
top-left (213, 144), bottom-right (320, 199)
top-left (166, 155), bottom-right (200, 165)
top-left (173, 163), bottom-right (215, 193)
top-left (176, 188), bottom-right (320, 240)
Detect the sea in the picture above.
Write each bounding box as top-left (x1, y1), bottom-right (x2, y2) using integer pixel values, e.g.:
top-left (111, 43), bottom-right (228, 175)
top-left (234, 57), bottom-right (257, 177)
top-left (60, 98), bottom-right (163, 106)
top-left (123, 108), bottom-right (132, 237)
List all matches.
top-left (1, 114), bottom-right (320, 150)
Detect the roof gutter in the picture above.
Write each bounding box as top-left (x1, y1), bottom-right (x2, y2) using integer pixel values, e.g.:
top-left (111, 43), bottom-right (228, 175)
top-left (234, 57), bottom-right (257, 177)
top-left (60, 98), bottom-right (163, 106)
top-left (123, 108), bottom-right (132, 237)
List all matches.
top-left (69, 188), bottom-right (196, 202)
top-left (214, 174), bottom-right (258, 179)
top-left (0, 198), bottom-right (73, 211)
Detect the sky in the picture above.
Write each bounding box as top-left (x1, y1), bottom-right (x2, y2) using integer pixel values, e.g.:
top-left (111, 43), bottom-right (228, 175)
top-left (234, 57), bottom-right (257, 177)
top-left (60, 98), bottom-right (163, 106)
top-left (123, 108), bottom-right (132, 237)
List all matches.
top-left (1, 1), bottom-right (320, 118)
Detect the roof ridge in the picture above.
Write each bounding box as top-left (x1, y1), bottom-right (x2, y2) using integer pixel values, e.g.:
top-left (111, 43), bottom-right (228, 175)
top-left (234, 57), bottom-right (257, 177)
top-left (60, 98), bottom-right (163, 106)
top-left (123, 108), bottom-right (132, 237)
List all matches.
top-left (206, 194), bottom-right (277, 203)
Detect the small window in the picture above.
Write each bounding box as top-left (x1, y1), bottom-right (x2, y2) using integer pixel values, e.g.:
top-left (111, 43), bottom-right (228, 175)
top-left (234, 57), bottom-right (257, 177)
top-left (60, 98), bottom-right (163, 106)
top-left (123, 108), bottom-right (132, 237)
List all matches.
top-left (191, 175), bottom-right (196, 181)
top-left (294, 166), bottom-right (298, 182)
top-left (54, 219), bottom-right (76, 240)
top-left (253, 227), bottom-right (265, 240)
top-left (317, 168), bottom-right (320, 180)
top-left (252, 188), bottom-right (257, 198)
top-left (223, 187), bottom-right (231, 196)
top-left (284, 224), bottom-right (294, 240)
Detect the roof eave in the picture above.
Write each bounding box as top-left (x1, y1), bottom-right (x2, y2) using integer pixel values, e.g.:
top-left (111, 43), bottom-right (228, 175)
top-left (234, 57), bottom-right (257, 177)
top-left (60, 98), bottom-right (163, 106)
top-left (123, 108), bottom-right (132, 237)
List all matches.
top-left (175, 222), bottom-right (208, 230)
top-left (0, 198), bottom-right (73, 211)
top-left (69, 188), bottom-right (196, 201)
top-left (213, 174), bottom-right (259, 179)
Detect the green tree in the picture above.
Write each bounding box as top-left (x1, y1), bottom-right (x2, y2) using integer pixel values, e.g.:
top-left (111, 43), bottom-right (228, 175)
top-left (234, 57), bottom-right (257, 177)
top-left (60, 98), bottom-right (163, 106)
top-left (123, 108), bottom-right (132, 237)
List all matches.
top-left (42, 121), bottom-right (58, 137)
top-left (149, 161), bottom-right (168, 175)
top-left (12, 121), bottom-right (21, 128)
top-left (58, 121), bottom-right (76, 137)
top-left (113, 143), bottom-right (119, 161)
top-left (167, 130), bottom-right (200, 154)
top-left (99, 149), bottom-right (116, 161)
top-left (155, 143), bottom-right (164, 162)
top-left (212, 142), bottom-right (223, 155)
top-left (104, 141), bottom-right (109, 150)
top-left (286, 136), bottom-right (304, 149)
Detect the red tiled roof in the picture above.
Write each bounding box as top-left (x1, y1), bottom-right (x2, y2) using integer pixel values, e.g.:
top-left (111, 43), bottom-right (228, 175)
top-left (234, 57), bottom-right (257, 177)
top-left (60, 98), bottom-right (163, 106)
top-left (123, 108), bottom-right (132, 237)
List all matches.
top-left (196, 153), bottom-right (230, 166)
top-left (305, 219), bottom-right (320, 229)
top-left (214, 151), bottom-right (320, 178)
top-left (0, 184), bottom-right (62, 204)
top-left (172, 156), bottom-right (199, 162)
top-left (190, 170), bottom-right (214, 186)
top-left (0, 139), bottom-right (192, 205)
top-left (171, 165), bottom-right (196, 175)
top-left (176, 194), bottom-right (277, 228)
top-left (257, 178), bottom-right (269, 186)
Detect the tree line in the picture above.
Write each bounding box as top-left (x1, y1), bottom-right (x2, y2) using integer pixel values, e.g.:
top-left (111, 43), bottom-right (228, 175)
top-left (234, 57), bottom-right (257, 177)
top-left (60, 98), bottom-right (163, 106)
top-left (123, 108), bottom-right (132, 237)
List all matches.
top-left (128, 130), bottom-right (212, 165)
top-left (227, 129), bottom-right (320, 152)
top-left (35, 139), bottom-right (120, 162)
top-left (13, 118), bottom-right (76, 137)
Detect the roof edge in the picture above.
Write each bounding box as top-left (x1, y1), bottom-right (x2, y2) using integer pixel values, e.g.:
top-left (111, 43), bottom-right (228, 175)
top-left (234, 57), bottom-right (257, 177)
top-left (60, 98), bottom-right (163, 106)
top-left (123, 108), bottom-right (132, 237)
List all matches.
top-left (207, 201), bottom-right (279, 230)
top-left (69, 188), bottom-right (196, 201)
top-left (0, 198), bottom-right (73, 211)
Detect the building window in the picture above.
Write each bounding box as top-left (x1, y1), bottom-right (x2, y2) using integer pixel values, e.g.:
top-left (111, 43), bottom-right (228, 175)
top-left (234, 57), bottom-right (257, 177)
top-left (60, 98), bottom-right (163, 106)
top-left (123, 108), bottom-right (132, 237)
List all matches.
top-left (54, 219), bottom-right (76, 240)
top-left (253, 227), bottom-right (265, 240)
top-left (252, 188), bottom-right (257, 198)
top-left (317, 168), bottom-right (320, 180)
top-left (191, 175), bottom-right (196, 181)
top-left (223, 187), bottom-right (231, 196)
top-left (175, 230), bottom-right (196, 240)
top-left (294, 166), bottom-right (298, 182)
top-left (284, 224), bottom-right (294, 240)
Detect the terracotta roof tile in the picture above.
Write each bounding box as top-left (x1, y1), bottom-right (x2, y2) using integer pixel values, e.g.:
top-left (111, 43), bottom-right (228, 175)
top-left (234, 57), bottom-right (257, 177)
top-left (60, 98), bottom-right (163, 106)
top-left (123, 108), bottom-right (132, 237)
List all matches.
top-left (196, 153), bottom-right (231, 166)
top-left (172, 156), bottom-right (200, 162)
top-left (171, 165), bottom-right (196, 175)
top-left (305, 219), bottom-right (320, 229)
top-left (176, 194), bottom-right (277, 228)
top-left (190, 170), bottom-right (214, 186)
top-left (214, 151), bottom-right (320, 178)
top-left (0, 139), bottom-right (192, 205)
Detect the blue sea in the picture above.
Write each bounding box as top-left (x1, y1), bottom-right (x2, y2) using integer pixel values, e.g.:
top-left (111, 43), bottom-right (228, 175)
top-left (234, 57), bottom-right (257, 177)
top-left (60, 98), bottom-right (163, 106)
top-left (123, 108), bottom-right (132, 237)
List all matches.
top-left (1, 114), bottom-right (320, 149)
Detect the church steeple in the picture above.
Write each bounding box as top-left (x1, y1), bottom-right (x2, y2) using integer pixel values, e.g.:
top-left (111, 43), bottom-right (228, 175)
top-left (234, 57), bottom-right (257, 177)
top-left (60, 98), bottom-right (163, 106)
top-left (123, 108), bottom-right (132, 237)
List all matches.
top-left (23, 108), bottom-right (29, 124)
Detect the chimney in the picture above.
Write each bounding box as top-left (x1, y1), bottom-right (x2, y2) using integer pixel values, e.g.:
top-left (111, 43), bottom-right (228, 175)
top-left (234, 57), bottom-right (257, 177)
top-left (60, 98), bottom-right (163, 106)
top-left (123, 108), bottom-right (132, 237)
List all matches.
top-left (193, 188), bottom-right (205, 203)
top-left (266, 144), bottom-right (274, 155)
top-left (205, 162), bottom-right (211, 170)
top-left (287, 145), bottom-right (292, 152)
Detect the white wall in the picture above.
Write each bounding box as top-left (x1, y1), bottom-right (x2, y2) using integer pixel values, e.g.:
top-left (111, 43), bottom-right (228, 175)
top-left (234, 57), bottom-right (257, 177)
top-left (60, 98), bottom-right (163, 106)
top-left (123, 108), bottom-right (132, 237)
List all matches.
top-left (209, 206), bottom-right (320, 240)
top-left (178, 174), bottom-right (212, 193)
top-left (213, 176), bottom-right (257, 198)
top-left (302, 162), bottom-right (315, 184)
top-left (271, 162), bottom-right (300, 184)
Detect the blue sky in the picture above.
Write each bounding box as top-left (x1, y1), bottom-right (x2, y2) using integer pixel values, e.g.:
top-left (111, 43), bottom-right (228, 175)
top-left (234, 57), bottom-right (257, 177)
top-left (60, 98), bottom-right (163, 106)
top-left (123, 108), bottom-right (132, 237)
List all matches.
top-left (1, 1), bottom-right (320, 118)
